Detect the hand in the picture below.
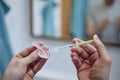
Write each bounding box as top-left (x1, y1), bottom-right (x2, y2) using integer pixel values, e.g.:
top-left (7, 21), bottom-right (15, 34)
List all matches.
top-left (71, 35), bottom-right (112, 80)
top-left (1, 42), bottom-right (49, 80)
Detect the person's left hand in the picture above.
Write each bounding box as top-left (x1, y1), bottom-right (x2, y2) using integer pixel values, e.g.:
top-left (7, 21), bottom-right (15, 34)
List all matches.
top-left (1, 42), bottom-right (49, 80)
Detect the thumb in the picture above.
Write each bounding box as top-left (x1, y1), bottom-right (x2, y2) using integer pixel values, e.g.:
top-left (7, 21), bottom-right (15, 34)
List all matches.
top-left (21, 49), bottom-right (41, 65)
top-left (93, 35), bottom-right (108, 58)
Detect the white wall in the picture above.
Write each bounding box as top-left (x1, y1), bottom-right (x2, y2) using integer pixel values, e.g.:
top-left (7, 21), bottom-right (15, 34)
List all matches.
top-left (4, 0), bottom-right (120, 80)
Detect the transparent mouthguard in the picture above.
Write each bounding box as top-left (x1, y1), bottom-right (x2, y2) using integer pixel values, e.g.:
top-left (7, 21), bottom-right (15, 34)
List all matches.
top-left (32, 42), bottom-right (50, 59)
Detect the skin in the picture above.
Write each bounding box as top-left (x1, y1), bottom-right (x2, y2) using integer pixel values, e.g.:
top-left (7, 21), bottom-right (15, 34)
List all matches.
top-left (87, 17), bottom-right (109, 37)
top-left (1, 42), bottom-right (49, 80)
top-left (71, 35), bottom-right (112, 80)
top-left (0, 36), bottom-right (112, 80)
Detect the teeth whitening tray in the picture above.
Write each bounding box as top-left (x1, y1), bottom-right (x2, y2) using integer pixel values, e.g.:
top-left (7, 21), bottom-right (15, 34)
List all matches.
top-left (32, 40), bottom-right (94, 59)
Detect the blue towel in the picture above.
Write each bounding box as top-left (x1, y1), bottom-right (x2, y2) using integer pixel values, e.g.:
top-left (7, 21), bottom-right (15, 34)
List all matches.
top-left (42, 0), bottom-right (56, 37)
top-left (70, 0), bottom-right (88, 38)
top-left (0, 0), bottom-right (13, 77)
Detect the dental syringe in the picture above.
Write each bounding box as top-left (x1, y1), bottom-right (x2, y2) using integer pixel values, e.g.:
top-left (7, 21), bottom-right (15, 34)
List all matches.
top-left (51, 40), bottom-right (94, 52)
top-left (32, 40), bottom-right (94, 59)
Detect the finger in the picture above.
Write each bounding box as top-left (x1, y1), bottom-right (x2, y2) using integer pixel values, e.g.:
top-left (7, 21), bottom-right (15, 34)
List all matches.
top-left (37, 45), bottom-right (50, 59)
top-left (71, 47), bottom-right (89, 59)
top-left (33, 58), bottom-right (47, 74)
top-left (37, 42), bottom-right (44, 47)
top-left (28, 45), bottom-right (49, 70)
top-left (89, 52), bottom-right (99, 65)
top-left (71, 52), bottom-right (83, 62)
top-left (21, 49), bottom-right (41, 65)
top-left (72, 38), bottom-right (97, 55)
top-left (19, 46), bottom-right (36, 57)
top-left (71, 52), bottom-right (77, 58)
top-left (19, 42), bottom-right (44, 57)
top-left (72, 56), bottom-right (82, 69)
top-left (42, 46), bottom-right (50, 55)
top-left (83, 52), bottom-right (98, 66)
top-left (28, 57), bottom-right (41, 68)
top-left (32, 42), bottom-right (44, 49)
top-left (93, 35), bottom-right (108, 58)
top-left (42, 46), bottom-right (49, 51)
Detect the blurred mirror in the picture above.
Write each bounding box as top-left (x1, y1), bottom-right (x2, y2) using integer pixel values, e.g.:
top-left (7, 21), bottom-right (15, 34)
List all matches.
top-left (31, 0), bottom-right (62, 38)
top-left (31, 0), bottom-right (86, 39)
top-left (87, 0), bottom-right (120, 45)
top-left (31, 0), bottom-right (120, 46)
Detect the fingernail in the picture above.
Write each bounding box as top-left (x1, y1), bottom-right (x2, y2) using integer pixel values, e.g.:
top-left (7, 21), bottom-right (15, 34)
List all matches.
top-left (32, 42), bottom-right (40, 48)
top-left (37, 41), bottom-right (44, 46)
top-left (93, 34), bottom-right (100, 41)
top-left (75, 40), bottom-right (79, 48)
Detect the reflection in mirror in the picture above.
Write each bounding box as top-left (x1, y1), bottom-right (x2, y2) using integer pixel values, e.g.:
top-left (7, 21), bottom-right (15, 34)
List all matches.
top-left (31, 0), bottom-right (62, 38)
top-left (87, 0), bottom-right (120, 44)
top-left (31, 0), bottom-right (87, 39)
top-left (31, 0), bottom-right (120, 45)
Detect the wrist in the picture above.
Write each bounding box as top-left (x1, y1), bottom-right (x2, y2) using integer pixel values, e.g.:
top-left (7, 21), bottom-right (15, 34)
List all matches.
top-left (1, 72), bottom-right (18, 80)
top-left (90, 68), bottom-right (110, 80)
top-left (1, 72), bottom-right (14, 80)
top-left (77, 73), bottom-right (89, 80)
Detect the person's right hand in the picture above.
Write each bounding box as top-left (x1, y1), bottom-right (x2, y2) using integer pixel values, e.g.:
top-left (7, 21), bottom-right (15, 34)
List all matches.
top-left (71, 35), bottom-right (112, 80)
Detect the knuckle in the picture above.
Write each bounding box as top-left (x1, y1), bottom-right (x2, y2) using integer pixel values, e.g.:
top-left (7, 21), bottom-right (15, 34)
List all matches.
top-left (98, 42), bottom-right (104, 48)
top-left (71, 47), bottom-right (77, 52)
top-left (107, 57), bottom-right (112, 64)
top-left (38, 42), bottom-right (44, 46)
top-left (25, 48), bottom-right (30, 53)
top-left (104, 56), bottom-right (112, 64)
top-left (14, 60), bottom-right (22, 66)
top-left (43, 46), bottom-right (49, 50)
